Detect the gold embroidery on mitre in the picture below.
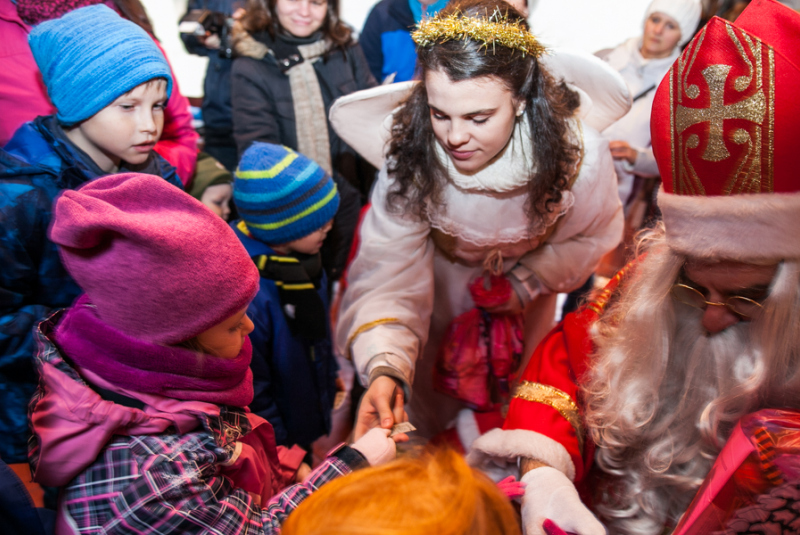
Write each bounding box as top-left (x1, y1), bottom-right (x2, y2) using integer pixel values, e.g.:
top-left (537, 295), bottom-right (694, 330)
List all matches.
top-left (513, 381), bottom-right (584, 453)
top-left (676, 64), bottom-right (766, 163)
top-left (673, 29), bottom-right (707, 195)
top-left (767, 46), bottom-right (775, 193)
top-left (721, 26), bottom-right (766, 194)
top-left (671, 21), bottom-right (775, 195)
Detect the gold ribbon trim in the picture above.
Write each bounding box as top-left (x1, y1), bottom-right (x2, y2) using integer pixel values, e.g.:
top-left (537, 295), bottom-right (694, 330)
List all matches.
top-left (513, 381), bottom-right (584, 453)
top-left (346, 318), bottom-right (404, 360)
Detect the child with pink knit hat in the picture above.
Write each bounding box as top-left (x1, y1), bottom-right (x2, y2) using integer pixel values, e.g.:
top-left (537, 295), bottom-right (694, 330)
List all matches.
top-left (28, 173), bottom-right (396, 534)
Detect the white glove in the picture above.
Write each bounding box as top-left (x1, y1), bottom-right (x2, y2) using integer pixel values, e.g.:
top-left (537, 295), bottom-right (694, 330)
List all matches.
top-left (351, 428), bottom-right (396, 466)
top-left (521, 467), bottom-right (605, 535)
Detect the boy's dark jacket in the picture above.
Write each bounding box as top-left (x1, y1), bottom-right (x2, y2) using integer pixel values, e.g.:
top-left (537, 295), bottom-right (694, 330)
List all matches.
top-left (0, 115), bottom-right (182, 462)
top-left (233, 222), bottom-right (339, 448)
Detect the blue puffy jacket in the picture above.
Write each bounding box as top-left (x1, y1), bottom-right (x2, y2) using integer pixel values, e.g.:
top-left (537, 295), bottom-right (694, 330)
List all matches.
top-left (233, 223), bottom-right (339, 449)
top-left (0, 115), bottom-right (182, 462)
top-left (360, 0), bottom-right (448, 83)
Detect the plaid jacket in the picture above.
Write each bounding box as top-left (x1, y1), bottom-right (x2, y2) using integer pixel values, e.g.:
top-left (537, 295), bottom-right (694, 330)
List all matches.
top-left (0, 115), bottom-right (181, 463)
top-left (29, 312), bottom-right (355, 534)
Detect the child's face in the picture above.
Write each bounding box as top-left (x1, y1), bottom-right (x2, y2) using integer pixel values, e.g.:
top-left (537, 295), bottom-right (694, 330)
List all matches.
top-left (195, 307), bottom-right (254, 359)
top-left (65, 79), bottom-right (167, 173)
top-left (280, 219), bottom-right (333, 255)
top-left (200, 183), bottom-right (233, 221)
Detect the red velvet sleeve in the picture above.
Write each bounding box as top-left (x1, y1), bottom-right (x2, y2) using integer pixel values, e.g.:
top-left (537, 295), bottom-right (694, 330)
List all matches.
top-left (503, 261), bottom-right (635, 483)
top-left (503, 306), bottom-right (596, 483)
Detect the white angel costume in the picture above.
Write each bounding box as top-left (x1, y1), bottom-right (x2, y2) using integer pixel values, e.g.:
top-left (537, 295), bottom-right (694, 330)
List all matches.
top-left (331, 50), bottom-right (631, 438)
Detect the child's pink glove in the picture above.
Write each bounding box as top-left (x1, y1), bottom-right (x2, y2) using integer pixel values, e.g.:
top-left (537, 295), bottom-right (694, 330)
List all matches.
top-left (543, 519), bottom-right (574, 535)
top-left (351, 428), bottom-right (396, 466)
top-left (497, 475), bottom-right (526, 499)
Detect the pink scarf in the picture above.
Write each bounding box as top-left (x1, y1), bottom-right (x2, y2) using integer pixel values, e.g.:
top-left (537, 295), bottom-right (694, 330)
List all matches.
top-left (54, 295), bottom-right (255, 407)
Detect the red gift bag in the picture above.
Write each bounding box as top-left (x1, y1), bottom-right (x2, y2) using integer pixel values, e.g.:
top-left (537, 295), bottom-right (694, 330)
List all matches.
top-left (433, 275), bottom-right (523, 411)
top-left (674, 409), bottom-right (800, 535)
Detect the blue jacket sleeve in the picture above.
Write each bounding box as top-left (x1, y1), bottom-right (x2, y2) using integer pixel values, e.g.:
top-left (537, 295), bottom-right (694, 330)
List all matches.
top-left (0, 181), bottom-right (53, 462)
top-left (151, 155), bottom-right (185, 191)
top-left (247, 298), bottom-right (289, 446)
top-left (0, 181), bottom-right (50, 366)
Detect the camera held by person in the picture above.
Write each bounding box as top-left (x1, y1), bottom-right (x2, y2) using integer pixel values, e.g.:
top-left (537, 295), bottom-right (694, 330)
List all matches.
top-left (179, 9), bottom-right (234, 58)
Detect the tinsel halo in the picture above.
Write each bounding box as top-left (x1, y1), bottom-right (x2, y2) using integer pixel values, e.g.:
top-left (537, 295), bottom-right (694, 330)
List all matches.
top-left (411, 9), bottom-right (546, 58)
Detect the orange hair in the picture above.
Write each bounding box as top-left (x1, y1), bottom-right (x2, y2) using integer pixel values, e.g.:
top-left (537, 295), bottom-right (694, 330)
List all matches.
top-left (282, 449), bottom-right (521, 535)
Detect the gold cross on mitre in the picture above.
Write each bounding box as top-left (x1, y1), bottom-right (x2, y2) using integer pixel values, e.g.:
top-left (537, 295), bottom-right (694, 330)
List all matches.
top-left (675, 64), bottom-right (766, 162)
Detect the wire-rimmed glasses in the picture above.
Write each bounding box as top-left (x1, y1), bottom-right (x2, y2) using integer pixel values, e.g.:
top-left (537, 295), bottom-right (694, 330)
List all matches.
top-left (670, 283), bottom-right (764, 318)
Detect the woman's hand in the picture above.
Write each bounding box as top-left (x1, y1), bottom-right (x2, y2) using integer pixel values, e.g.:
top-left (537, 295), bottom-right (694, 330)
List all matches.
top-left (354, 375), bottom-right (408, 441)
top-left (609, 140), bottom-right (638, 166)
top-left (483, 290), bottom-right (523, 315)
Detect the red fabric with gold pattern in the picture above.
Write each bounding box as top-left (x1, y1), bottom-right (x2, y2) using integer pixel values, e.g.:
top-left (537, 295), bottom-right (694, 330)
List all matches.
top-left (502, 263), bottom-right (632, 484)
top-left (503, 307), bottom-right (595, 483)
top-left (651, 0), bottom-right (800, 261)
top-left (652, 0), bottom-right (800, 196)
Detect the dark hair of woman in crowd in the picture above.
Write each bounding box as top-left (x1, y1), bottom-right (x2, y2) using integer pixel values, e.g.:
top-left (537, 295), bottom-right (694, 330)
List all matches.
top-left (112, 0), bottom-right (155, 36)
top-left (240, 0), bottom-right (353, 51)
top-left (386, 0), bottom-right (582, 225)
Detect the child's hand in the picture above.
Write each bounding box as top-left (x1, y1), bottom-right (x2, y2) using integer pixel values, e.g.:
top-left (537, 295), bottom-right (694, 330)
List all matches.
top-left (351, 428), bottom-right (396, 466)
top-left (296, 462), bottom-right (312, 482)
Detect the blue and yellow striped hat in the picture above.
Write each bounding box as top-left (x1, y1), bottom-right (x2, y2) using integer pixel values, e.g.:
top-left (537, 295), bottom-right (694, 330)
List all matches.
top-left (234, 143), bottom-right (339, 245)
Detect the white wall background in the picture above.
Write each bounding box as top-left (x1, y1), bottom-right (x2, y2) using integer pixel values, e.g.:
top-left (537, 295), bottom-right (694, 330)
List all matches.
top-left (142, 0), bottom-right (209, 97)
top-left (143, 0), bottom-right (652, 98)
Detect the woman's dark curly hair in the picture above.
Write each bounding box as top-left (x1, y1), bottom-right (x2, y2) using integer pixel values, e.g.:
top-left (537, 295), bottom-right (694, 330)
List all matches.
top-left (386, 0), bottom-right (582, 226)
top-left (241, 0), bottom-right (353, 51)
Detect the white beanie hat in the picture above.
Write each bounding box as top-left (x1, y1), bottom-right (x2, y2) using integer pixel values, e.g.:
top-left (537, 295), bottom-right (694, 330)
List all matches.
top-left (645, 0), bottom-right (702, 46)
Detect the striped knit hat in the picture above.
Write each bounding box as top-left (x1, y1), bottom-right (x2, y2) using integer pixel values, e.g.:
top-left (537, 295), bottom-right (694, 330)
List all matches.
top-left (234, 143), bottom-right (339, 245)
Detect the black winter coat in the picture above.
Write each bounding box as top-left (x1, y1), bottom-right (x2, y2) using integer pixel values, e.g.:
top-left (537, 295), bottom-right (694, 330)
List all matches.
top-left (231, 33), bottom-right (377, 194)
top-left (231, 33), bottom-right (377, 284)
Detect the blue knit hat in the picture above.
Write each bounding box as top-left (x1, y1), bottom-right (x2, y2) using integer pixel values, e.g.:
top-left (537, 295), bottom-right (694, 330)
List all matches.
top-left (28, 4), bottom-right (173, 126)
top-left (234, 143), bottom-right (340, 245)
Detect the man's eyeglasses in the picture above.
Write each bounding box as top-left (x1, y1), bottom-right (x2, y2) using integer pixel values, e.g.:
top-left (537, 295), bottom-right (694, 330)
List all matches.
top-left (670, 283), bottom-right (764, 318)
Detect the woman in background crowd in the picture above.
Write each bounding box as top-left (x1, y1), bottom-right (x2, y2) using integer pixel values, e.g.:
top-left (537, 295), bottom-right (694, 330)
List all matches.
top-left (564, 0), bottom-right (700, 306)
top-left (231, 0), bottom-right (375, 286)
top-left (599, 0), bottom-right (701, 210)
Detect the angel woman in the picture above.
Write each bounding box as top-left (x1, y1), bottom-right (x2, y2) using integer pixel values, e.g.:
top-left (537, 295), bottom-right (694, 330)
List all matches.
top-left (334, 0), bottom-right (629, 440)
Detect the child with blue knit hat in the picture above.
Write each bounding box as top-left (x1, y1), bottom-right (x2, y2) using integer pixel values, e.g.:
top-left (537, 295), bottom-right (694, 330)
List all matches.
top-left (232, 142), bottom-right (343, 453)
top-left (0, 4), bottom-right (183, 464)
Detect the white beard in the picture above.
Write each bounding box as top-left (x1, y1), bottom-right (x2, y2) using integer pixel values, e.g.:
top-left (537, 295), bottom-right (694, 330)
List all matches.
top-left (583, 235), bottom-right (800, 535)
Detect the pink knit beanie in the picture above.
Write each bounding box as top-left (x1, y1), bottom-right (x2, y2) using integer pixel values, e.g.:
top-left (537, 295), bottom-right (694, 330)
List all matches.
top-left (49, 173), bottom-right (259, 345)
top-left (15, 0), bottom-right (104, 25)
